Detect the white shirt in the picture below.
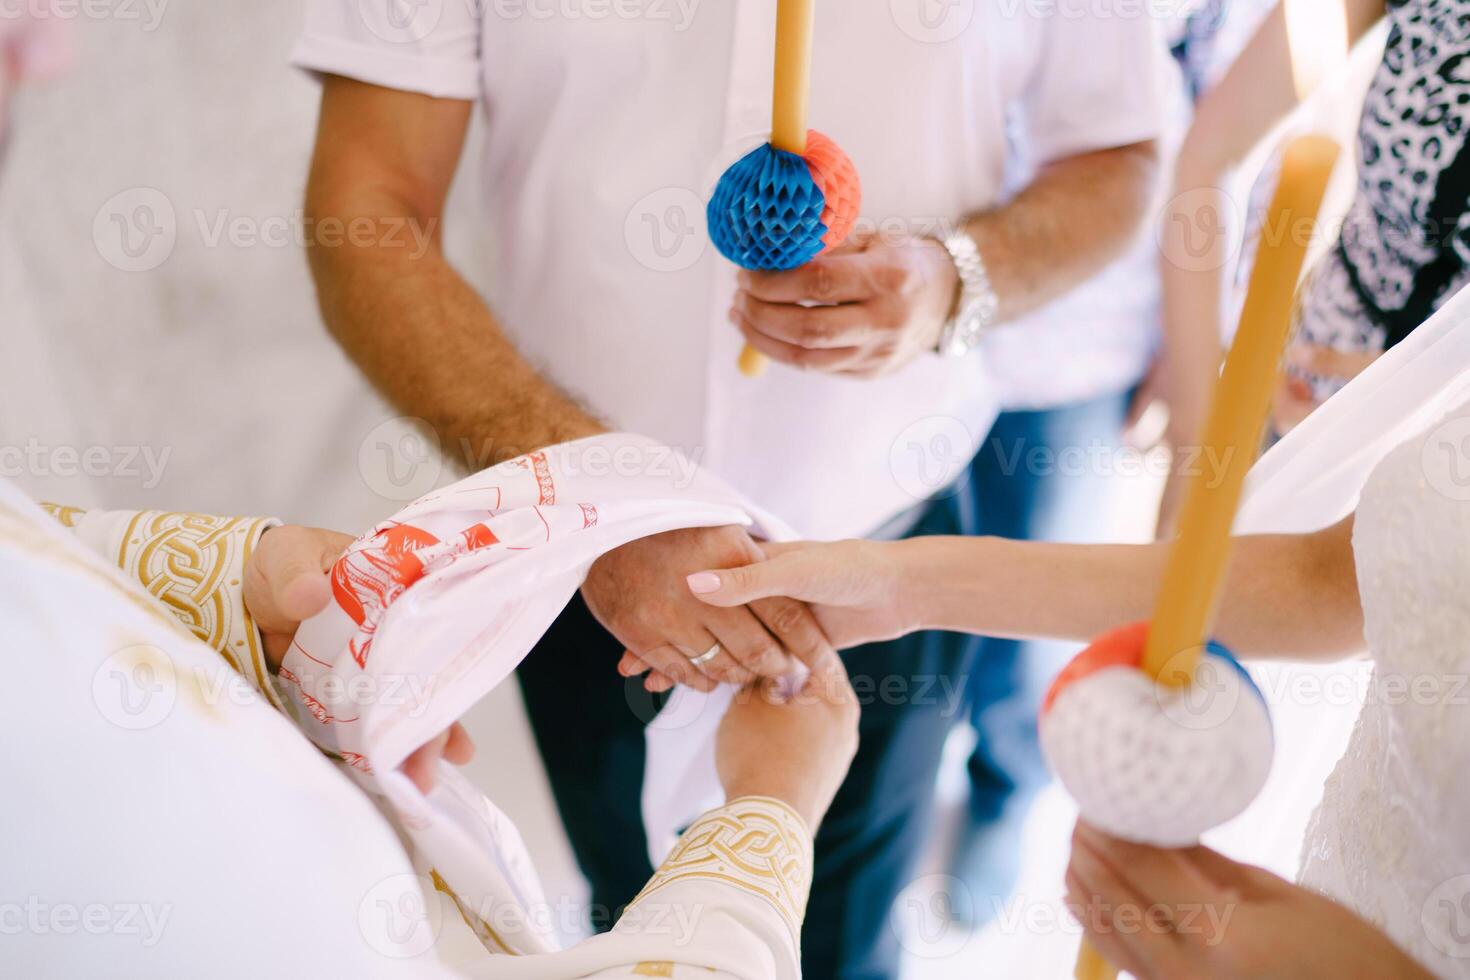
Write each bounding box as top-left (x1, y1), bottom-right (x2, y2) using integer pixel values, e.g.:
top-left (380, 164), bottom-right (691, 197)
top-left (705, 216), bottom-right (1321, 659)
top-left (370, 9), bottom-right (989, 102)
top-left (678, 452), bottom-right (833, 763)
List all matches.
top-left (292, 0), bottom-right (1170, 539)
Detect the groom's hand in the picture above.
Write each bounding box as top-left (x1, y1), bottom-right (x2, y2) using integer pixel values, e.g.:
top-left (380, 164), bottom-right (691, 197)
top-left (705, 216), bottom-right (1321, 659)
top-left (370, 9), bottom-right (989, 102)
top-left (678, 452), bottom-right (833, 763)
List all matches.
top-left (584, 526), bottom-right (836, 693)
top-left (242, 524), bottom-right (473, 794)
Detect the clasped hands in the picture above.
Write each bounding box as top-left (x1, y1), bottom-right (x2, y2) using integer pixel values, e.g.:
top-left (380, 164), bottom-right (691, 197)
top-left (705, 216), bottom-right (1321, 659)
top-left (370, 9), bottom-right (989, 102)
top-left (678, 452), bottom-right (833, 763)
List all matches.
top-left (241, 523), bottom-right (860, 829)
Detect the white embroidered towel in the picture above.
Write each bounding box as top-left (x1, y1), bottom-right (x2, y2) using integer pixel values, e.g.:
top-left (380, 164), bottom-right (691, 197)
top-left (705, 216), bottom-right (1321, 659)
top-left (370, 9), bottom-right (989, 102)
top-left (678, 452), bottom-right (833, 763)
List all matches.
top-left (281, 434), bottom-right (794, 955)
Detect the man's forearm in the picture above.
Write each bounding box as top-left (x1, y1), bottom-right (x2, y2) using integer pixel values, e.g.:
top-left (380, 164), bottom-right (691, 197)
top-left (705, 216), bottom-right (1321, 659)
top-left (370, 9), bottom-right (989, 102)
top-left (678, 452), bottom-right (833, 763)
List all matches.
top-left (305, 202), bottom-right (604, 470)
top-left (961, 140), bottom-right (1159, 324)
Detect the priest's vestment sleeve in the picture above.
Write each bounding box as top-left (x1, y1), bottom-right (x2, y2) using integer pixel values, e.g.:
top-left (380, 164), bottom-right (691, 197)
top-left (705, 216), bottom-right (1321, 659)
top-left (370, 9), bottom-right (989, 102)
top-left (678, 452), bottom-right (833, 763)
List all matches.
top-left (38, 502), bottom-right (283, 709)
top-left (481, 796), bottom-right (813, 980)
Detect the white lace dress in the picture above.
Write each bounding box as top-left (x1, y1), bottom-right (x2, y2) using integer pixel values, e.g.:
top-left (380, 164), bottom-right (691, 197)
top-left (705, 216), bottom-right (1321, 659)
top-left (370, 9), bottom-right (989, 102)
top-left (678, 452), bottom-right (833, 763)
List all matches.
top-left (1297, 406), bottom-right (1470, 977)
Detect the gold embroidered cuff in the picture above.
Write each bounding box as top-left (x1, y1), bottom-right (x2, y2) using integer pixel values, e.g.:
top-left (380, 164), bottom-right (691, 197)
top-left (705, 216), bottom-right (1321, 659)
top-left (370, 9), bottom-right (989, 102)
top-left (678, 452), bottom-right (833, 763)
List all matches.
top-left (43, 504), bottom-right (285, 711)
top-left (627, 796), bottom-right (814, 945)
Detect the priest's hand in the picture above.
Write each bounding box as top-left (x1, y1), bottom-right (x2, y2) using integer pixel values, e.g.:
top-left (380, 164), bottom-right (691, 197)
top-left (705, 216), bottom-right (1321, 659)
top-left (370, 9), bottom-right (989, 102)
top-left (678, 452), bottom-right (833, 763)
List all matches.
top-left (243, 524), bottom-right (353, 671)
top-left (716, 658), bottom-right (859, 830)
top-left (728, 231), bottom-right (957, 378)
top-left (592, 526), bottom-right (837, 693)
top-left (1064, 822), bottom-right (1433, 980)
top-left (243, 524), bottom-right (474, 794)
top-left (685, 538), bottom-right (918, 650)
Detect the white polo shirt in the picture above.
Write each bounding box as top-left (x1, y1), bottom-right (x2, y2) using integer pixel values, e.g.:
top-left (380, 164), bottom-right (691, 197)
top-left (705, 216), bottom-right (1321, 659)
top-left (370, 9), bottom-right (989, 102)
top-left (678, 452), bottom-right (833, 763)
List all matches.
top-left (292, 0), bottom-right (1169, 539)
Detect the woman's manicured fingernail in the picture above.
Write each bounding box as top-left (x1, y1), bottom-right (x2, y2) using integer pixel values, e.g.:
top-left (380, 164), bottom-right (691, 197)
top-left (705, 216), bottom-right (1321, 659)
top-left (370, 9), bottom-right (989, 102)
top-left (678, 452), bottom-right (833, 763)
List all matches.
top-left (687, 572), bottom-right (721, 594)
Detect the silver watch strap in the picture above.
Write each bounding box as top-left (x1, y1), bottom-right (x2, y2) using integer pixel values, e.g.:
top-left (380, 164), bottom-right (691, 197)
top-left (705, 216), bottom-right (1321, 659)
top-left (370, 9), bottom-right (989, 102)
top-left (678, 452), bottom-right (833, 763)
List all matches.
top-left (936, 230), bottom-right (999, 358)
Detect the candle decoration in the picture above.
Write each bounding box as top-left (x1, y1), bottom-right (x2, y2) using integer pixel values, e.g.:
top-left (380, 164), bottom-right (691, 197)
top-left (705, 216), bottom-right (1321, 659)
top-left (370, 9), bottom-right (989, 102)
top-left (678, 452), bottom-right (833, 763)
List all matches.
top-left (706, 0), bottom-right (862, 377)
top-left (1064, 133), bottom-right (1340, 980)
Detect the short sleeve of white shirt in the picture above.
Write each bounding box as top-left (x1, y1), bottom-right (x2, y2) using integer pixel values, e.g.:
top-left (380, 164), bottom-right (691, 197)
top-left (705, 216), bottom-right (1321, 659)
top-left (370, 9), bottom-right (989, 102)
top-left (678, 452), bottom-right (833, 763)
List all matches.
top-left (1020, 0), bottom-right (1171, 163)
top-left (292, 0), bottom-right (483, 101)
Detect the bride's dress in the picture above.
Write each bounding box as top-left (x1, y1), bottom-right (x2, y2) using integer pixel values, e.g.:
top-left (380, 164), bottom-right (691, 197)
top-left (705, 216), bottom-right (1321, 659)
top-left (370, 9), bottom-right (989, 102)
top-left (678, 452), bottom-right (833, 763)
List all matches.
top-left (1297, 401), bottom-right (1470, 977)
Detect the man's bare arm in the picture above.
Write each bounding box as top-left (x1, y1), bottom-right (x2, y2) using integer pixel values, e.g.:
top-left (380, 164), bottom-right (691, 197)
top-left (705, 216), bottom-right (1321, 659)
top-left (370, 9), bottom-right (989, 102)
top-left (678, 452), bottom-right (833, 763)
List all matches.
top-left (963, 140), bottom-right (1159, 325)
top-left (303, 75), bottom-right (836, 689)
top-left (304, 75), bottom-right (603, 467)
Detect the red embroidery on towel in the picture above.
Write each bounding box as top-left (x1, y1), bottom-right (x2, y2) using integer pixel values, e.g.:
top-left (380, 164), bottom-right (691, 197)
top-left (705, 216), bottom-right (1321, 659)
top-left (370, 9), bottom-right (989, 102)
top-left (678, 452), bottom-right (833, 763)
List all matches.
top-left (516, 451), bottom-right (556, 505)
top-left (341, 752), bottom-right (373, 774)
top-left (580, 504), bottom-right (599, 529)
top-left (278, 665), bottom-right (360, 725)
top-left (460, 523), bottom-right (500, 551)
top-left (331, 522), bottom-right (442, 668)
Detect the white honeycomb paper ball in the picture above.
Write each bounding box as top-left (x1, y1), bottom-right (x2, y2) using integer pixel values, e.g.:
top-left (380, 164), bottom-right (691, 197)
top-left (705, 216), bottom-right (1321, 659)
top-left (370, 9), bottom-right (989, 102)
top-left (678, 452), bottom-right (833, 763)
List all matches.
top-left (1040, 648), bottom-right (1273, 847)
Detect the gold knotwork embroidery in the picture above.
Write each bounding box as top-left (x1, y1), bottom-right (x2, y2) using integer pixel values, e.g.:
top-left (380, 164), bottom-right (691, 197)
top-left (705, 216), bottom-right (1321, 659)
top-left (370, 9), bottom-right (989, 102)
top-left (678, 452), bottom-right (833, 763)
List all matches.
top-left (628, 798), bottom-right (813, 944)
top-left (115, 511), bottom-right (275, 699)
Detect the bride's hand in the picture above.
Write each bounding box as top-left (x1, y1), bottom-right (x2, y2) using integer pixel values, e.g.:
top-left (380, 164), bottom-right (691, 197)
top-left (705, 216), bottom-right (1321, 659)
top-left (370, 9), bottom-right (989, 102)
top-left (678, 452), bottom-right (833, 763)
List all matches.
top-left (684, 539), bottom-right (919, 650)
top-left (1066, 822), bottom-right (1433, 980)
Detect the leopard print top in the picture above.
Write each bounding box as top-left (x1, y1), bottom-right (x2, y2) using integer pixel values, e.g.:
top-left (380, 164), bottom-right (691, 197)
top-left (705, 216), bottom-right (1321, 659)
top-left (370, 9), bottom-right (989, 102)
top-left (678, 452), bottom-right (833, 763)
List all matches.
top-left (1296, 0), bottom-right (1470, 397)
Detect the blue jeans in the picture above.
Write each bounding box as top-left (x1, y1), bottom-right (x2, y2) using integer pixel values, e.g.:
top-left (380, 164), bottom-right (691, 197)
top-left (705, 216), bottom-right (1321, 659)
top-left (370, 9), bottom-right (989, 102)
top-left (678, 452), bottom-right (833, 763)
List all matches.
top-left (515, 389), bottom-right (1130, 979)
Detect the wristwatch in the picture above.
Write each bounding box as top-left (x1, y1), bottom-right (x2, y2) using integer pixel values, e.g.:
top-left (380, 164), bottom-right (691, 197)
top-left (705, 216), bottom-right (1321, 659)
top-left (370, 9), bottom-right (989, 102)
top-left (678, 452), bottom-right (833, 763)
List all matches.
top-left (935, 230), bottom-right (1000, 359)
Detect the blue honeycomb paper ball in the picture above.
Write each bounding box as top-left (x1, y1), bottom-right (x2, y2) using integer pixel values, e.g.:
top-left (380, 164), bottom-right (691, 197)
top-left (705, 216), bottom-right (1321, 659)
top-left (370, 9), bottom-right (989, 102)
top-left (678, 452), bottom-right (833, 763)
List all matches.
top-left (707, 142), bottom-right (829, 272)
